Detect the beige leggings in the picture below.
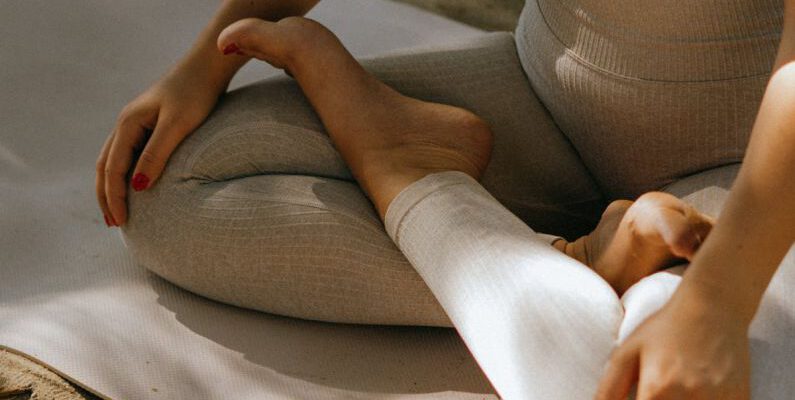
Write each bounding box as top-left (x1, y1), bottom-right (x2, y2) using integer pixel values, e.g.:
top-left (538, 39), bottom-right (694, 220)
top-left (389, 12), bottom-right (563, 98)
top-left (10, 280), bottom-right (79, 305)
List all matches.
top-left (120, 0), bottom-right (776, 327)
top-left (120, 32), bottom-right (606, 327)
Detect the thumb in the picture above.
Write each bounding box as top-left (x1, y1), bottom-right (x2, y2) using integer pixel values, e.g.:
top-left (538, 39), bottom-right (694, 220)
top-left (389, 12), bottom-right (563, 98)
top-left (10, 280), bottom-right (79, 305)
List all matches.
top-left (594, 342), bottom-right (640, 400)
top-left (130, 113), bottom-right (191, 192)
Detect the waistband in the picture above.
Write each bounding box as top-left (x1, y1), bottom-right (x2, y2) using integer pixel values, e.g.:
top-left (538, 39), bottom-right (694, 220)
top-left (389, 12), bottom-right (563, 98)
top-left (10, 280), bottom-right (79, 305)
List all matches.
top-left (517, 0), bottom-right (783, 82)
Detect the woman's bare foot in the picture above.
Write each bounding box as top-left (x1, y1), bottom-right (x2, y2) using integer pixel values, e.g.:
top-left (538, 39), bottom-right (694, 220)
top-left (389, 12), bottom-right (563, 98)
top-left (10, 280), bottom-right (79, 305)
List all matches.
top-left (218, 17), bottom-right (493, 220)
top-left (553, 192), bottom-right (715, 294)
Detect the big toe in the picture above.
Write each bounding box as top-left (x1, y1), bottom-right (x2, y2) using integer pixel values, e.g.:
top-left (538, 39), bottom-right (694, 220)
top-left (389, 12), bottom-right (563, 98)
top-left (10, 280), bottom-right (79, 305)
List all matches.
top-left (218, 17), bottom-right (335, 70)
top-left (671, 205), bottom-right (714, 260)
top-left (635, 193), bottom-right (714, 260)
top-left (217, 18), bottom-right (291, 65)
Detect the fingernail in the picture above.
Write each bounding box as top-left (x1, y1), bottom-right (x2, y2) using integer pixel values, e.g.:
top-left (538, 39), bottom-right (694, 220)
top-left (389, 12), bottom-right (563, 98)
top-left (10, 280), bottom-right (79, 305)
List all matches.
top-left (110, 215), bottom-right (118, 227)
top-left (132, 173), bottom-right (150, 191)
top-left (103, 214), bottom-right (111, 227)
top-left (222, 43), bottom-right (239, 55)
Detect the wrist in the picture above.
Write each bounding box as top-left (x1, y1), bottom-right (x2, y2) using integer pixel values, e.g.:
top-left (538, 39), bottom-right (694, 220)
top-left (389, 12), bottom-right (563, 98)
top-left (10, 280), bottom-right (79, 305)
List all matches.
top-left (671, 275), bottom-right (758, 330)
top-left (180, 40), bottom-right (246, 94)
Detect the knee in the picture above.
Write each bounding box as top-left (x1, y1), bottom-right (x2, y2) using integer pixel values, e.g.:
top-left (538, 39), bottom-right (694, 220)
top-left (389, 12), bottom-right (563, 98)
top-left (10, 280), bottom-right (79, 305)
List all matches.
top-left (120, 176), bottom-right (185, 278)
top-left (120, 176), bottom-right (236, 305)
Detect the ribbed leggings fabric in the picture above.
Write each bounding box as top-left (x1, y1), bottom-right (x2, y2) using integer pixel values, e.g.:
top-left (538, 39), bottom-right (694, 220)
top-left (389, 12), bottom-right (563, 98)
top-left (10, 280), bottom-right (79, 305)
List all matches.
top-left (121, 0), bottom-right (781, 327)
top-left (121, 32), bottom-right (605, 327)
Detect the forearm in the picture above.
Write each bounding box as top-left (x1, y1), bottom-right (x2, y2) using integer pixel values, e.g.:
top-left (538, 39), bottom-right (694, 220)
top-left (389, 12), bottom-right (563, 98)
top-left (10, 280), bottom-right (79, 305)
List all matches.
top-left (178, 0), bottom-right (319, 92)
top-left (674, 63), bottom-right (795, 326)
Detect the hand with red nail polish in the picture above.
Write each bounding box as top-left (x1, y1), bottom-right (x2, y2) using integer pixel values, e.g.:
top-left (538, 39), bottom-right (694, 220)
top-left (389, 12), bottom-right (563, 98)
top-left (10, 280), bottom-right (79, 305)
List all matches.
top-left (96, 0), bottom-right (318, 227)
top-left (96, 51), bottom-right (227, 226)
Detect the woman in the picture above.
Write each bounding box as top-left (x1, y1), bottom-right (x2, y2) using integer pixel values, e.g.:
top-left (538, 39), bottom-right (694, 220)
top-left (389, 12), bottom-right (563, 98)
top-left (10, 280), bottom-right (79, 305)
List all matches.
top-left (96, 0), bottom-right (795, 398)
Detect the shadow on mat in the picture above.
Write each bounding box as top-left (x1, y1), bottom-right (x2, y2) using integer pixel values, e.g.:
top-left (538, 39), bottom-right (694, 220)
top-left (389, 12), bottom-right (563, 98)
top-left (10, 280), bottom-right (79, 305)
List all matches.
top-left (149, 273), bottom-right (496, 395)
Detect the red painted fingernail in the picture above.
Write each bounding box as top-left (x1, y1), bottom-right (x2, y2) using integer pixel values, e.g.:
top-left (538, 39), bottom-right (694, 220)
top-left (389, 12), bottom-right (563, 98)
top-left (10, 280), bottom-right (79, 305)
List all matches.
top-left (110, 215), bottom-right (118, 227)
top-left (103, 214), bottom-right (111, 227)
top-left (132, 173), bottom-right (150, 191)
top-left (222, 43), bottom-right (239, 55)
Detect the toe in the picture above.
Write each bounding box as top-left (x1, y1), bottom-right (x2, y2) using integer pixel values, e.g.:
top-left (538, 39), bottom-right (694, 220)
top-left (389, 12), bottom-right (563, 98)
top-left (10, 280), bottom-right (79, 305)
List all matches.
top-left (218, 17), bottom-right (337, 72)
top-left (682, 205), bottom-right (715, 257)
top-left (655, 205), bottom-right (712, 261)
top-left (217, 18), bottom-right (295, 68)
top-left (631, 192), bottom-right (702, 259)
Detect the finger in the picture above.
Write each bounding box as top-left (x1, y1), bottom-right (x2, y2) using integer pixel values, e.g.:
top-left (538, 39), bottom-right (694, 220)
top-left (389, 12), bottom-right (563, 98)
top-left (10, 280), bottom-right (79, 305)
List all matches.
top-left (636, 359), bottom-right (676, 400)
top-left (130, 112), bottom-right (191, 192)
top-left (105, 117), bottom-right (149, 226)
top-left (95, 131), bottom-right (116, 226)
top-left (595, 343), bottom-right (640, 400)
